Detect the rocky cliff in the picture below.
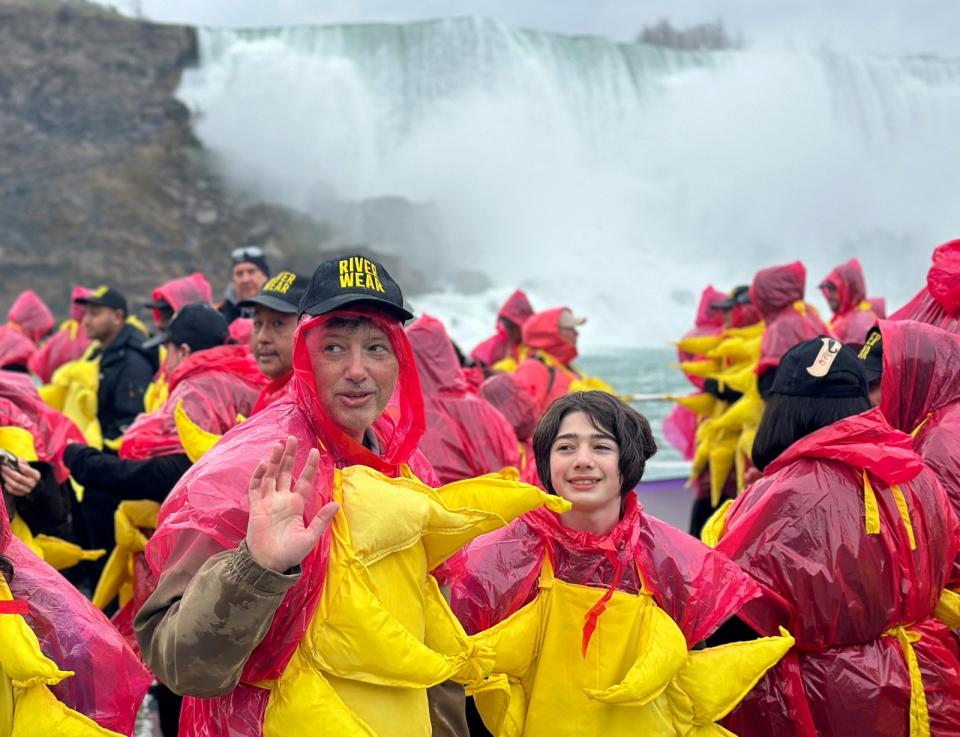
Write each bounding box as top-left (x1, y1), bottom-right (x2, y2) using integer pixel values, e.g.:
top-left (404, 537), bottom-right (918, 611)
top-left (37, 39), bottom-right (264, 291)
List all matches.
top-left (0, 0), bottom-right (420, 320)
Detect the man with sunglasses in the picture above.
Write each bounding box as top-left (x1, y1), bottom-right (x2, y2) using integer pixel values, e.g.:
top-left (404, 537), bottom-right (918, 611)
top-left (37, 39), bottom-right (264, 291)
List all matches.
top-left (218, 245), bottom-right (270, 325)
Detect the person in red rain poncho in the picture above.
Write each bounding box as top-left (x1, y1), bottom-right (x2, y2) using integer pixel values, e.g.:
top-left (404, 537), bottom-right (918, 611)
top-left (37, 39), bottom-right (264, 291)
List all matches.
top-left (449, 392), bottom-right (783, 737)
top-left (27, 286), bottom-right (92, 384)
top-left (892, 239), bottom-right (960, 333)
top-left (751, 260), bottom-right (831, 395)
top-left (677, 285), bottom-right (727, 390)
top-left (863, 320), bottom-right (960, 585)
top-left (714, 336), bottom-right (960, 737)
top-left (479, 372), bottom-right (540, 486)
top-left (134, 255), bottom-right (562, 737)
top-left (238, 271), bottom-right (308, 415)
top-left (469, 289), bottom-right (534, 372)
top-left (407, 314), bottom-right (520, 484)
top-left (819, 257), bottom-right (880, 344)
top-left (0, 499), bottom-right (152, 735)
top-left (512, 307), bottom-right (614, 415)
top-left (145, 273), bottom-right (213, 331)
top-left (6, 289), bottom-right (54, 345)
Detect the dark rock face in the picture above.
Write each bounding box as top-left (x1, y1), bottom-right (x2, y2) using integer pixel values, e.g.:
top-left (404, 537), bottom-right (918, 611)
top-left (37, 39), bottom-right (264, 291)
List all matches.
top-left (0, 1), bottom-right (368, 320)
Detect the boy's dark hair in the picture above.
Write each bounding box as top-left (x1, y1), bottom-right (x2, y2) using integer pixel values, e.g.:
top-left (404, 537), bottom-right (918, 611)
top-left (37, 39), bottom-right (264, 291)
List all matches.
top-left (533, 391), bottom-right (657, 494)
top-left (751, 393), bottom-right (871, 472)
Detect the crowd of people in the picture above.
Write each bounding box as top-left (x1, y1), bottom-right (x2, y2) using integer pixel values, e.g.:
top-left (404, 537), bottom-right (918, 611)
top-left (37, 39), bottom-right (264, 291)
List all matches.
top-left (0, 239), bottom-right (959, 737)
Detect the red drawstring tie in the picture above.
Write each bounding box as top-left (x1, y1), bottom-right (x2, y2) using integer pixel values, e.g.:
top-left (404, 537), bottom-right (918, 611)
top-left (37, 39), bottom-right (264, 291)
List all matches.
top-left (581, 557), bottom-right (626, 656)
top-left (0, 599), bottom-right (28, 615)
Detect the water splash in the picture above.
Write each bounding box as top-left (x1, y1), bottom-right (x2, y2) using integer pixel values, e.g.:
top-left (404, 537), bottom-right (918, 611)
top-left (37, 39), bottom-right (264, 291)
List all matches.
top-left (178, 18), bottom-right (960, 349)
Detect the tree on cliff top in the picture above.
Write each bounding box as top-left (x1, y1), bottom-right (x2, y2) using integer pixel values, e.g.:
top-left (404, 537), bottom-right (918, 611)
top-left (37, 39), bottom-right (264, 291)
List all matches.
top-left (637, 19), bottom-right (745, 51)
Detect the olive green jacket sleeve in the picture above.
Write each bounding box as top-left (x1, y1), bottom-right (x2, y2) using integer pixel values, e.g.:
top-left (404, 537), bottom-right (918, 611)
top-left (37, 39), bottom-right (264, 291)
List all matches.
top-left (134, 534), bottom-right (300, 697)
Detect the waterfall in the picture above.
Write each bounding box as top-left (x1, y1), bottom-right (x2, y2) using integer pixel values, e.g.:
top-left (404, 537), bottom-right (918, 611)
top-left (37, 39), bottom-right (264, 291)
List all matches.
top-left (177, 17), bottom-right (960, 348)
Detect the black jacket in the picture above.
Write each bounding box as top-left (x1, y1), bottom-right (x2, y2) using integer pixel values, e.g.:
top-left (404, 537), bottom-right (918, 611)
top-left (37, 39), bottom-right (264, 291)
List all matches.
top-left (93, 324), bottom-right (158, 441)
top-left (63, 444), bottom-right (191, 504)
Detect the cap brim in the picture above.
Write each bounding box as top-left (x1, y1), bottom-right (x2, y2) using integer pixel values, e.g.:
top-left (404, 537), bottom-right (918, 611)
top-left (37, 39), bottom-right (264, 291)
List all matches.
top-left (142, 300), bottom-right (171, 310)
top-left (300, 293), bottom-right (414, 322)
top-left (141, 332), bottom-right (169, 350)
top-left (711, 299), bottom-right (737, 309)
top-left (238, 294), bottom-right (299, 314)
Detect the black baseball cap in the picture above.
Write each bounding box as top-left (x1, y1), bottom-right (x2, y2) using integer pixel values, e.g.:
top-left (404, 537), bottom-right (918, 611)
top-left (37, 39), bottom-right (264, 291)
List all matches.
top-left (75, 285), bottom-right (128, 314)
top-left (856, 326), bottom-right (883, 383)
top-left (712, 285), bottom-right (751, 310)
top-left (771, 336), bottom-right (869, 398)
top-left (299, 255), bottom-right (414, 322)
top-left (238, 271), bottom-right (307, 314)
top-left (142, 302), bottom-right (228, 351)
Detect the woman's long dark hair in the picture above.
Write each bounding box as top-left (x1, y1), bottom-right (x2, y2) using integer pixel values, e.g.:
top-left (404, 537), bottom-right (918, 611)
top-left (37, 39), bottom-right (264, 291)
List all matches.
top-left (751, 393), bottom-right (871, 472)
top-left (533, 391), bottom-right (657, 494)
top-left (0, 554), bottom-right (12, 582)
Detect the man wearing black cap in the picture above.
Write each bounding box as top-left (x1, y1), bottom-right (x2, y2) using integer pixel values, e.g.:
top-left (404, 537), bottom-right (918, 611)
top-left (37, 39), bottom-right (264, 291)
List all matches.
top-left (136, 255), bottom-right (546, 737)
top-left (218, 245), bottom-right (270, 325)
top-left (239, 271), bottom-right (306, 412)
top-left (76, 286), bottom-right (159, 444)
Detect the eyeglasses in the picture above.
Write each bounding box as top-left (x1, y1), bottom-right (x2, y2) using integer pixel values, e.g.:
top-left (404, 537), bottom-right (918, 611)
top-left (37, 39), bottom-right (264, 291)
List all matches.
top-left (231, 245), bottom-right (264, 261)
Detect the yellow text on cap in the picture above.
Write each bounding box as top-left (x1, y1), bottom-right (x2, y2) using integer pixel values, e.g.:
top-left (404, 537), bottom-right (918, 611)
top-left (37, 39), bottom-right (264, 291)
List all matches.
top-left (338, 257), bottom-right (385, 293)
top-left (265, 272), bottom-right (296, 295)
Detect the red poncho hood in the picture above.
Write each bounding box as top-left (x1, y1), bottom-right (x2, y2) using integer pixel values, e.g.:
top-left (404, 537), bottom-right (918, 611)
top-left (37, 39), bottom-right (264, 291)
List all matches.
top-left (0, 327), bottom-right (36, 369)
top-left (891, 240), bottom-right (960, 330)
top-left (120, 344), bottom-right (267, 460)
top-left (151, 273), bottom-right (212, 325)
top-left (878, 319), bottom-right (960, 435)
top-left (765, 406), bottom-right (925, 486)
top-left (522, 307), bottom-right (578, 365)
top-left (695, 285), bottom-right (727, 328)
top-left (498, 289), bottom-right (534, 327)
top-left (750, 261), bottom-right (806, 321)
top-left (820, 258), bottom-right (867, 317)
top-left (407, 314), bottom-right (469, 395)
top-left (70, 285), bottom-right (92, 322)
top-left (7, 290), bottom-right (54, 344)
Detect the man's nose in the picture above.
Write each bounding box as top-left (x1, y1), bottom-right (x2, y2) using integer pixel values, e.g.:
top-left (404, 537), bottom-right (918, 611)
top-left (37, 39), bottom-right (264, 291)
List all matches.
top-left (343, 348), bottom-right (371, 382)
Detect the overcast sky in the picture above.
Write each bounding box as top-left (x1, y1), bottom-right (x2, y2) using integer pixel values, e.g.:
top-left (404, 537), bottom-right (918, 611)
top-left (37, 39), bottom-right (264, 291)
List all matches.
top-left (120, 0), bottom-right (958, 57)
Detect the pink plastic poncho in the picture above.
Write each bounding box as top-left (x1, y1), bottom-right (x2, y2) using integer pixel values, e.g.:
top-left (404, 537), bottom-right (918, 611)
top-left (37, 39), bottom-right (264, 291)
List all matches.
top-left (449, 493), bottom-right (761, 645)
top-left (0, 326), bottom-right (36, 369)
top-left (28, 286), bottom-right (92, 383)
top-left (146, 307), bottom-right (437, 735)
top-left (150, 273), bottom-right (213, 326)
top-left (0, 499), bottom-right (152, 735)
top-left (0, 370), bottom-right (85, 482)
top-left (892, 240), bottom-right (960, 333)
top-left (407, 315), bottom-right (520, 484)
top-left (717, 407), bottom-right (960, 736)
top-left (677, 285), bottom-right (726, 390)
top-left (878, 319), bottom-right (960, 582)
top-left (478, 373), bottom-right (539, 484)
top-left (512, 308), bottom-right (580, 414)
top-left (750, 261), bottom-right (831, 377)
top-left (7, 289), bottom-right (54, 344)
top-left (470, 289), bottom-right (534, 367)
top-left (120, 344), bottom-right (267, 460)
top-left (820, 258), bottom-right (879, 344)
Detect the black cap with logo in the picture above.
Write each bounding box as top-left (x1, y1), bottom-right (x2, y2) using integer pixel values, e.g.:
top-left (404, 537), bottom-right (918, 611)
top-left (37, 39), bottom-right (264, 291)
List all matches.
top-left (712, 285), bottom-right (751, 310)
top-left (771, 336), bottom-right (869, 398)
top-left (75, 285), bottom-right (128, 314)
top-left (299, 255), bottom-right (414, 322)
top-left (142, 302), bottom-right (228, 351)
top-left (238, 271), bottom-right (308, 315)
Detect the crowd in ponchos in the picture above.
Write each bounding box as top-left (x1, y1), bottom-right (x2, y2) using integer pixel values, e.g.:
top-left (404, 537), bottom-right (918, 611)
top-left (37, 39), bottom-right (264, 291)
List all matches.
top-left (2, 239), bottom-right (960, 736)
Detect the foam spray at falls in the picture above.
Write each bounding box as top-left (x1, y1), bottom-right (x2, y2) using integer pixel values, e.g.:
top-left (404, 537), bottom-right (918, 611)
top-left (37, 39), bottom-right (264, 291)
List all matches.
top-left (178, 19), bottom-right (960, 349)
